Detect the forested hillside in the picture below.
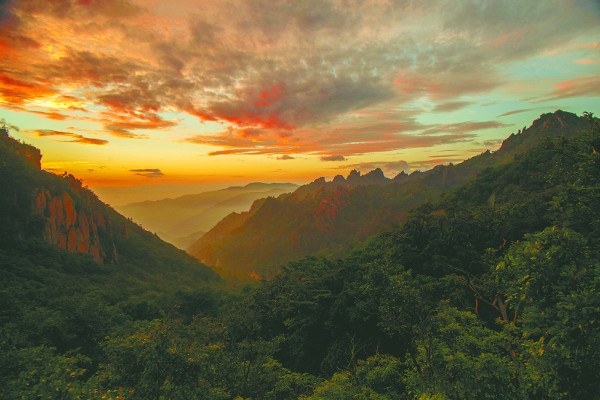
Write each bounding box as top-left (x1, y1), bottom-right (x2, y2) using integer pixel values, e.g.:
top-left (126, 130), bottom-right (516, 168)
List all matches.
top-left (0, 126), bottom-right (218, 283)
top-left (1, 112), bottom-right (598, 399)
top-left (190, 110), bottom-right (591, 276)
top-left (0, 126), bottom-right (226, 399)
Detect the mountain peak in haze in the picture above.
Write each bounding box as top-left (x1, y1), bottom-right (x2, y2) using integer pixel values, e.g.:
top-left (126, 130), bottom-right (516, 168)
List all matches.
top-left (117, 181), bottom-right (298, 248)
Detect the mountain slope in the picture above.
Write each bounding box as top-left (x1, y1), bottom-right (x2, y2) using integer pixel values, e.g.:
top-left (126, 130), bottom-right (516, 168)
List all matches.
top-left (117, 182), bottom-right (297, 248)
top-left (220, 119), bottom-right (600, 397)
top-left (0, 126), bottom-right (219, 285)
top-left (189, 110), bottom-right (591, 275)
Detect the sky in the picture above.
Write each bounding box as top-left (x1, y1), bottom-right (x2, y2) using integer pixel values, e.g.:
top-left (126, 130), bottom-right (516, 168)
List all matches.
top-left (1, 0), bottom-right (599, 205)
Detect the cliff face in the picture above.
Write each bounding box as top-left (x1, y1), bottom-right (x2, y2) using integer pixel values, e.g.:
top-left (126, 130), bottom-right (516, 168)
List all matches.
top-left (16, 146), bottom-right (42, 169)
top-left (1, 128), bottom-right (120, 263)
top-left (1, 126), bottom-right (220, 285)
top-left (31, 179), bottom-right (119, 263)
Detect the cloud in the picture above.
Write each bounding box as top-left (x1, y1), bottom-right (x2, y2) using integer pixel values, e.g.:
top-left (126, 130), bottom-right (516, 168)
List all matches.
top-left (277, 155), bottom-right (295, 160)
top-left (531, 76), bottom-right (600, 103)
top-left (0, 0), bottom-right (598, 158)
top-left (104, 117), bottom-right (177, 138)
top-left (575, 59), bottom-right (600, 64)
top-left (421, 121), bottom-right (511, 135)
top-left (320, 155), bottom-right (346, 162)
top-left (432, 101), bottom-right (473, 113)
top-left (28, 109), bottom-right (69, 120)
top-left (0, 73), bottom-right (56, 106)
top-left (498, 108), bottom-right (534, 117)
top-left (395, 69), bottom-right (504, 101)
top-left (202, 76), bottom-right (396, 130)
top-left (184, 115), bottom-right (509, 158)
top-left (16, 0), bottom-right (142, 19)
top-left (129, 168), bottom-right (164, 178)
top-left (570, 42), bottom-right (599, 50)
top-left (483, 138), bottom-right (503, 148)
top-left (46, 50), bottom-right (140, 88)
top-left (24, 129), bottom-right (108, 145)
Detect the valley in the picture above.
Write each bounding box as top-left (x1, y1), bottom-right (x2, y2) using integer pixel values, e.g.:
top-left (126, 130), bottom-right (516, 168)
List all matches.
top-left (1, 111), bottom-right (599, 398)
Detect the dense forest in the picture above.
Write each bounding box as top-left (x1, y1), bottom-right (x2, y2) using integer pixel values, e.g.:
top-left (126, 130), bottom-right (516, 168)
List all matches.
top-left (1, 112), bottom-right (599, 399)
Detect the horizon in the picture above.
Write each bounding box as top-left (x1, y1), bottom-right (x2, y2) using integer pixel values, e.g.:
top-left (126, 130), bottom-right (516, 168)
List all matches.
top-left (6, 109), bottom-right (592, 207)
top-left (1, 0), bottom-right (599, 205)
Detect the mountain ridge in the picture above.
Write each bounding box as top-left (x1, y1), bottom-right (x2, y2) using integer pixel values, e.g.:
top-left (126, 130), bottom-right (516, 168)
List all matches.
top-left (117, 182), bottom-right (298, 248)
top-left (188, 110), bottom-right (592, 275)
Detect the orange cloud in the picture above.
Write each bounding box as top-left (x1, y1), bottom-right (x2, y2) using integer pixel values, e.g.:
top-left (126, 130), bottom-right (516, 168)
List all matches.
top-left (570, 42), bottom-right (599, 49)
top-left (184, 116), bottom-right (506, 158)
top-left (575, 59), bottom-right (600, 64)
top-left (24, 129), bottom-right (108, 145)
top-left (497, 108), bottom-right (534, 117)
top-left (0, 74), bottom-right (56, 105)
top-left (1, 0), bottom-right (598, 161)
top-left (28, 109), bottom-right (69, 120)
top-left (531, 76), bottom-right (600, 103)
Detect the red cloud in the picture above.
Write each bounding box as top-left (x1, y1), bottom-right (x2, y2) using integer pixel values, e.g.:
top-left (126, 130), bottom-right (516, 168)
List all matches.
top-left (0, 74), bottom-right (56, 105)
top-left (254, 85), bottom-right (284, 108)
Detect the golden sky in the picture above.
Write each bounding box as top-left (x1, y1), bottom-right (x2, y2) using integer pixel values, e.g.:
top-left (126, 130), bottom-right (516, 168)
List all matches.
top-left (1, 0), bottom-right (599, 204)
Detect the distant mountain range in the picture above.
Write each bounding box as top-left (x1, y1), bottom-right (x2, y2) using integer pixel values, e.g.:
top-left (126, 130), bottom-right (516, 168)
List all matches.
top-left (0, 127), bottom-right (219, 284)
top-left (188, 110), bottom-right (592, 276)
top-left (117, 182), bottom-right (298, 249)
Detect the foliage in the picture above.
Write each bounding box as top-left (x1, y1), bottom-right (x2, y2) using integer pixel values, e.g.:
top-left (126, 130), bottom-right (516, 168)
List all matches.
top-left (1, 113), bottom-right (600, 398)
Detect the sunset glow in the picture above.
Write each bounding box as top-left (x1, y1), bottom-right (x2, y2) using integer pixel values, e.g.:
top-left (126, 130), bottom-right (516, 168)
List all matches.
top-left (1, 0), bottom-right (599, 204)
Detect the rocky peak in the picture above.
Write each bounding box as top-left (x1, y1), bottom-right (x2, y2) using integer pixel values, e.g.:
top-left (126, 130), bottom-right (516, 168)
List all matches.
top-left (332, 175), bottom-right (346, 185)
top-left (530, 109), bottom-right (581, 130)
top-left (498, 110), bottom-right (590, 156)
top-left (393, 171), bottom-right (409, 182)
top-left (361, 168), bottom-right (389, 185)
top-left (346, 169), bottom-right (361, 184)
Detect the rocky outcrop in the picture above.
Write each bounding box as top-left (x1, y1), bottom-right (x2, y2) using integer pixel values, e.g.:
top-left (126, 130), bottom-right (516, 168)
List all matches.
top-left (361, 168), bottom-right (389, 185)
top-left (393, 171), bottom-right (409, 182)
top-left (31, 177), bottom-right (118, 264)
top-left (16, 146), bottom-right (42, 169)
